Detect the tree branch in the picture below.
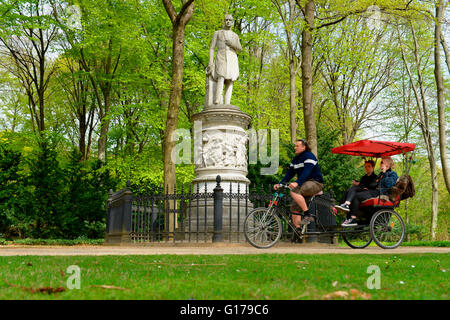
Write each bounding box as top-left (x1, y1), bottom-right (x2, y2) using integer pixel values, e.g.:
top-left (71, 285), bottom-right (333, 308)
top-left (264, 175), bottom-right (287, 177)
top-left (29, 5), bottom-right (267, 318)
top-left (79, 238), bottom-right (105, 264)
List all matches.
top-left (162, 0), bottom-right (177, 25)
top-left (441, 33), bottom-right (450, 74)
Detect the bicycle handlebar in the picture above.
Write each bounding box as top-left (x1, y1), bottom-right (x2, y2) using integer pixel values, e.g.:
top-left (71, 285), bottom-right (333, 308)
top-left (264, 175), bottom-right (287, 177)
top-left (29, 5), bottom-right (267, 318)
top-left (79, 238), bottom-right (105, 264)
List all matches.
top-left (276, 183), bottom-right (293, 191)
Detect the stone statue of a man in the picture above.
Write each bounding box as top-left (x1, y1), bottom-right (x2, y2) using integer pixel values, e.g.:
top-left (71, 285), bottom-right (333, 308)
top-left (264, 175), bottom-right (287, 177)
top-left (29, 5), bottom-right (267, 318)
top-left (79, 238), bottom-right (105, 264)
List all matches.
top-left (206, 14), bottom-right (242, 105)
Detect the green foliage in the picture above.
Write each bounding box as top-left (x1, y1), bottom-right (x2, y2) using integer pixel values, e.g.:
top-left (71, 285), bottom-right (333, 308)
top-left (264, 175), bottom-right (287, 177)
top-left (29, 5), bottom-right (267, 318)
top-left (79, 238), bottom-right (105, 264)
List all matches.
top-left (25, 135), bottom-right (69, 238)
top-left (404, 223), bottom-right (426, 240)
top-left (396, 156), bottom-right (450, 241)
top-left (401, 240), bottom-right (450, 247)
top-left (64, 148), bottom-right (118, 238)
top-left (247, 140), bottom-right (292, 190)
top-left (0, 238), bottom-right (104, 245)
top-left (317, 124), bottom-right (362, 198)
top-left (0, 133), bottom-right (118, 240)
top-left (0, 140), bottom-right (22, 233)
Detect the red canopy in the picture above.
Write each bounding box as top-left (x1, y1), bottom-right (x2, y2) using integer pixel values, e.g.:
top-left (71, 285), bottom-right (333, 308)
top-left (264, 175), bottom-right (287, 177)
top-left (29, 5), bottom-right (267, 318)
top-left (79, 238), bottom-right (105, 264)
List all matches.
top-left (331, 140), bottom-right (416, 158)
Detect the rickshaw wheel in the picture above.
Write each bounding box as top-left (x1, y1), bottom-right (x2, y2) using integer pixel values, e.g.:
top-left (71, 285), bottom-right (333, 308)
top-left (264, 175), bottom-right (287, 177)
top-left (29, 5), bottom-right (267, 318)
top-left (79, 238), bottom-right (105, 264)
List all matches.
top-left (370, 209), bottom-right (405, 249)
top-left (342, 225), bottom-right (372, 249)
top-left (244, 207), bottom-right (282, 249)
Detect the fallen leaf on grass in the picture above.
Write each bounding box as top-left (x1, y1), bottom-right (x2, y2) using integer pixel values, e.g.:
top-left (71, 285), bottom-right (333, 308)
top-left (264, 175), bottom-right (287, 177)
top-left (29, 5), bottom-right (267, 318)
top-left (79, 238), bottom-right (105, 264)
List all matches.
top-left (26, 262), bottom-right (32, 267)
top-left (332, 281), bottom-right (338, 287)
top-left (322, 291), bottom-right (349, 300)
top-left (4, 280), bottom-right (66, 294)
top-left (349, 289), bottom-right (371, 300)
top-left (92, 285), bottom-right (127, 290)
top-left (37, 287), bottom-right (66, 294)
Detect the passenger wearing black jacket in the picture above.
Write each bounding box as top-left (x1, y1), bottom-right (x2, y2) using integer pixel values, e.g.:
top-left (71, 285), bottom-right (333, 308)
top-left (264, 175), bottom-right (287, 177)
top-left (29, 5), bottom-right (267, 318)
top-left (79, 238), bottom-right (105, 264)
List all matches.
top-left (336, 160), bottom-right (377, 211)
top-left (273, 139), bottom-right (324, 228)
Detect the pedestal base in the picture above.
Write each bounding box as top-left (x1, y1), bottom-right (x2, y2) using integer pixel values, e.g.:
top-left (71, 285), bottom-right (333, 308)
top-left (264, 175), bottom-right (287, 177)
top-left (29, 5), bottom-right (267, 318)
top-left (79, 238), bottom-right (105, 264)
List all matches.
top-left (184, 198), bottom-right (253, 242)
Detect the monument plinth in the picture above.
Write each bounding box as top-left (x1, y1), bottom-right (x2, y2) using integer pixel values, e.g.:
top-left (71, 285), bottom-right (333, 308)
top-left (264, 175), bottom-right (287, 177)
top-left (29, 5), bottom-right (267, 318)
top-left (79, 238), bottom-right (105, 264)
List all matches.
top-left (187, 103), bottom-right (252, 241)
top-left (192, 104), bottom-right (252, 193)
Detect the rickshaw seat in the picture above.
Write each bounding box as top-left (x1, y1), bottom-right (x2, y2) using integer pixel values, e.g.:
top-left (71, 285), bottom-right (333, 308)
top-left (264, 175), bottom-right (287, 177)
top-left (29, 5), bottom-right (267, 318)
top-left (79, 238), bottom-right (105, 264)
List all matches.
top-left (360, 194), bottom-right (401, 208)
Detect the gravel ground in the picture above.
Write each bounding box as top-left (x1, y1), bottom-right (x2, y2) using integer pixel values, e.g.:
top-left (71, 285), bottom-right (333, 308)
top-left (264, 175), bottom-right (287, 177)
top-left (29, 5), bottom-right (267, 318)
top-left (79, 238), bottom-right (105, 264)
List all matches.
top-left (0, 243), bottom-right (449, 256)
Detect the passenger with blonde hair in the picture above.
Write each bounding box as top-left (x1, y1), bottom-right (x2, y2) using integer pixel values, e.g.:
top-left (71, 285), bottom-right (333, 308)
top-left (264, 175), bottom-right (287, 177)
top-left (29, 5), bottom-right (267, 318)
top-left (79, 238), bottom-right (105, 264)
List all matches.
top-left (341, 156), bottom-right (399, 227)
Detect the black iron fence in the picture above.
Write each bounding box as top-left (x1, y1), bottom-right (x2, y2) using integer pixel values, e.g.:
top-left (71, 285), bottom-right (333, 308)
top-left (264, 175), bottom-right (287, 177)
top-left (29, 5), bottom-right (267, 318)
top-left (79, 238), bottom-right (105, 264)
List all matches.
top-left (105, 175), bottom-right (337, 244)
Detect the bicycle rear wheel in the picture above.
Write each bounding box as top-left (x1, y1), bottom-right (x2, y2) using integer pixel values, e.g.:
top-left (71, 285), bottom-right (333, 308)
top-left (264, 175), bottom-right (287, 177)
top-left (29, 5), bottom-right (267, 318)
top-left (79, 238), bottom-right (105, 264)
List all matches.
top-left (244, 207), bottom-right (282, 249)
top-left (370, 209), bottom-right (405, 249)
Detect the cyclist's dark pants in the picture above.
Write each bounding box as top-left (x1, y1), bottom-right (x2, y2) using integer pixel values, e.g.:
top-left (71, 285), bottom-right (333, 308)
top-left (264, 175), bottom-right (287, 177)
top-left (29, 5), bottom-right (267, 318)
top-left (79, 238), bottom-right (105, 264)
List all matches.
top-left (340, 185), bottom-right (365, 204)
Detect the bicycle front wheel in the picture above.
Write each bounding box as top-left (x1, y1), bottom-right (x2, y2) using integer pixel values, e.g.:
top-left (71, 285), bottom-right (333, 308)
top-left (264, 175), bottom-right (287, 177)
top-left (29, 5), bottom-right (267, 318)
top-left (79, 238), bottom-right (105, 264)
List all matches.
top-left (342, 225), bottom-right (372, 249)
top-left (244, 207), bottom-right (282, 249)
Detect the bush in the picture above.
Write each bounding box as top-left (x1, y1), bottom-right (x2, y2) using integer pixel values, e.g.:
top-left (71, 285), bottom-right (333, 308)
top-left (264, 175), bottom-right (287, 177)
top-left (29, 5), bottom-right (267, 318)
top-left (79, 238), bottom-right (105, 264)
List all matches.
top-left (25, 136), bottom-right (69, 238)
top-left (0, 133), bottom-right (118, 240)
top-left (404, 223), bottom-right (426, 241)
top-left (0, 142), bottom-right (24, 237)
top-left (64, 148), bottom-right (117, 239)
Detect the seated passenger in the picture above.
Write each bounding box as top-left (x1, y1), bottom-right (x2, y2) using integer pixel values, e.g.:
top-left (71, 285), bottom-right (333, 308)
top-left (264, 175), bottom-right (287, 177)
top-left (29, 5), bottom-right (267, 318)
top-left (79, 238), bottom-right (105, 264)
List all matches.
top-left (341, 156), bottom-right (399, 227)
top-left (335, 160), bottom-right (377, 212)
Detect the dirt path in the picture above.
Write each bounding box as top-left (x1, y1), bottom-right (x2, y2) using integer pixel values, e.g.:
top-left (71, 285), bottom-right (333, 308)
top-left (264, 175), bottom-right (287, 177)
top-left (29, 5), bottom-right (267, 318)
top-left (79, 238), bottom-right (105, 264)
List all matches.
top-left (0, 244), bottom-right (448, 256)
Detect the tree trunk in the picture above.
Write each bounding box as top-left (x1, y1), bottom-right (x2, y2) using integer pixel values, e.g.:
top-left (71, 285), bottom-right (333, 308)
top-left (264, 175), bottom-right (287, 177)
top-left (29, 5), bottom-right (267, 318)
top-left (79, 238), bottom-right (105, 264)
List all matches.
top-left (275, 0), bottom-right (299, 144)
top-left (289, 60), bottom-right (297, 143)
top-left (398, 24), bottom-right (440, 240)
top-left (162, 0), bottom-right (194, 190)
top-left (162, 0), bottom-right (195, 237)
top-left (434, 0), bottom-right (450, 194)
top-left (301, 0), bottom-right (317, 156)
top-left (97, 92), bottom-right (111, 163)
top-left (405, 198), bottom-right (410, 242)
top-left (79, 115), bottom-right (87, 160)
top-left (164, 25), bottom-right (186, 192)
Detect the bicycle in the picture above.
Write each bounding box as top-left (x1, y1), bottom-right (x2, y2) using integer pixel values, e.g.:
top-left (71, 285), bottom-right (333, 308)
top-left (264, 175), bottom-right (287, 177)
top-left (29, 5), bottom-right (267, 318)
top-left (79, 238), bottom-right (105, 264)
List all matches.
top-left (243, 184), bottom-right (406, 249)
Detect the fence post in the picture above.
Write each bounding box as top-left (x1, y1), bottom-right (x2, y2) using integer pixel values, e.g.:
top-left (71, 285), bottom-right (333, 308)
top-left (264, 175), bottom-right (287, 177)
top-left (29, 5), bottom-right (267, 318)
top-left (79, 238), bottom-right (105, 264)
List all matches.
top-left (122, 181), bottom-right (133, 242)
top-left (105, 189), bottom-right (113, 235)
top-left (213, 175), bottom-right (223, 242)
top-left (105, 181), bottom-right (133, 244)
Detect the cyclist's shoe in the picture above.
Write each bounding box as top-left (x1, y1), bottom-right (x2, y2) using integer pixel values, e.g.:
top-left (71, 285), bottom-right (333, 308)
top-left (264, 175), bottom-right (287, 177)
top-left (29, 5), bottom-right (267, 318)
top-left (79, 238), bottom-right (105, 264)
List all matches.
top-left (335, 203), bottom-right (350, 212)
top-left (299, 215), bottom-right (315, 225)
top-left (341, 218), bottom-right (357, 227)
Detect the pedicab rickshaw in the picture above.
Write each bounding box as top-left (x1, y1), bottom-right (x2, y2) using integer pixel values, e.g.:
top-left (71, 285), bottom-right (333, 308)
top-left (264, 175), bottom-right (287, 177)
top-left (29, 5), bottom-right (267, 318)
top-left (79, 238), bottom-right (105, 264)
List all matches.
top-left (243, 140), bottom-right (416, 249)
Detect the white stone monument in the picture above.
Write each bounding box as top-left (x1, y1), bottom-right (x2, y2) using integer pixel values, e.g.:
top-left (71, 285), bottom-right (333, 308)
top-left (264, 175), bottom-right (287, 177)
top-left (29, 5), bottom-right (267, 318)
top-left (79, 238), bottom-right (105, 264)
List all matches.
top-left (186, 14), bottom-right (252, 241)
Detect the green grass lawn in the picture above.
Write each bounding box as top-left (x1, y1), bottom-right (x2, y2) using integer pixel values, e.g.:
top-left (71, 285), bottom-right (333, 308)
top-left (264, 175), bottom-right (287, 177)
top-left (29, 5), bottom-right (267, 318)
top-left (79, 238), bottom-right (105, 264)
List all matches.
top-left (0, 253), bottom-right (448, 300)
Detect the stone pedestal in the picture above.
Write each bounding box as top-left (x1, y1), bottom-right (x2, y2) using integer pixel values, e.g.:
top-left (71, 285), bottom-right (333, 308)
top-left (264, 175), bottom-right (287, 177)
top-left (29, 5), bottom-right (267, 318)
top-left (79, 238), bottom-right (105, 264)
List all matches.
top-left (186, 104), bottom-right (253, 241)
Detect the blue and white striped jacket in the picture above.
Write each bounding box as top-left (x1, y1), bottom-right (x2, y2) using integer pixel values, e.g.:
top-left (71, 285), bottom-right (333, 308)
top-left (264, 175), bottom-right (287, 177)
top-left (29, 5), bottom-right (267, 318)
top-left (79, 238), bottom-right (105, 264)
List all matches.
top-left (280, 151), bottom-right (324, 187)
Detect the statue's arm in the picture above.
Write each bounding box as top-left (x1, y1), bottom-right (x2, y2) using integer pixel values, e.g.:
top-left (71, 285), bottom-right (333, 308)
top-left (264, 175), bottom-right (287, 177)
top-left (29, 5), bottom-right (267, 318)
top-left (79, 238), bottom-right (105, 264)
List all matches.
top-left (226, 33), bottom-right (242, 53)
top-left (208, 31), bottom-right (217, 68)
top-left (234, 34), bottom-right (242, 53)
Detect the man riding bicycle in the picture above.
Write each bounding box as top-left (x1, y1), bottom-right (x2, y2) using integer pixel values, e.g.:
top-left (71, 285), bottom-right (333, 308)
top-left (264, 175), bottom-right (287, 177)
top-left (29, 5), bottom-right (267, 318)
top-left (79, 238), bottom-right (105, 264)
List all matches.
top-left (273, 139), bottom-right (324, 229)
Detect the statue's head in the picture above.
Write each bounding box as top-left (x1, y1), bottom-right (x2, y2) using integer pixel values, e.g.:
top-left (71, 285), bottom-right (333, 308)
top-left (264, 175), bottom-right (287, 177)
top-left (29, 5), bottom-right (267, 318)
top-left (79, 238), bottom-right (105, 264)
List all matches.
top-left (223, 14), bottom-right (233, 29)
